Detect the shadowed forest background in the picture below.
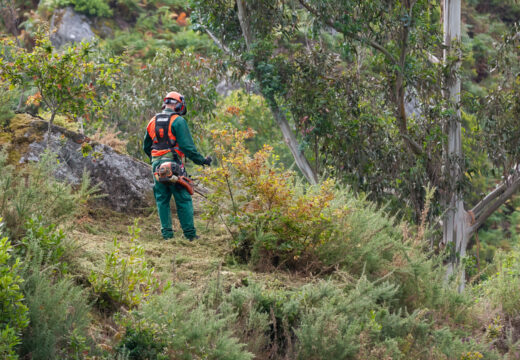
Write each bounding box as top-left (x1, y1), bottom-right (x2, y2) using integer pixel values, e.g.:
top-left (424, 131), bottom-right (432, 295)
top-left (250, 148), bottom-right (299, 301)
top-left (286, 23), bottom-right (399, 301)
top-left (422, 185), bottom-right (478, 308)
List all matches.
top-left (2, 0), bottom-right (520, 359)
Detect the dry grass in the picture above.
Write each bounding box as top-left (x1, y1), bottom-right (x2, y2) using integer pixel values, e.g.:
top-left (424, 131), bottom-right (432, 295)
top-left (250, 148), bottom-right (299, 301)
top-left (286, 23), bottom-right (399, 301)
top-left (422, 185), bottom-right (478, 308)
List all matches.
top-left (70, 200), bottom-right (309, 295)
top-left (90, 126), bottom-right (128, 153)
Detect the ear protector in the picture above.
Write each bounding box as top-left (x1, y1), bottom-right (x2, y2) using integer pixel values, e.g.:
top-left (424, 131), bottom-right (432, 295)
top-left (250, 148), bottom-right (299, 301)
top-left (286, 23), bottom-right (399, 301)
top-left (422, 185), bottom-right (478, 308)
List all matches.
top-left (164, 94), bottom-right (187, 115)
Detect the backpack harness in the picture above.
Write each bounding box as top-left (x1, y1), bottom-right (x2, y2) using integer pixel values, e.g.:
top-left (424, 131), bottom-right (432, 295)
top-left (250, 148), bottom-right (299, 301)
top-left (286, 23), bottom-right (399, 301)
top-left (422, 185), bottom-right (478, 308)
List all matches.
top-left (146, 113), bottom-right (185, 160)
top-left (148, 113), bottom-right (194, 195)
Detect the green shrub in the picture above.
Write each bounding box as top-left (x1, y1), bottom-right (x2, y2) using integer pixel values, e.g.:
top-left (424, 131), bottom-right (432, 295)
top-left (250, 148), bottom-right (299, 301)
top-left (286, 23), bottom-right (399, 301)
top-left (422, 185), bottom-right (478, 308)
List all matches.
top-left (214, 278), bottom-right (498, 360)
top-left (14, 218), bottom-right (91, 360)
top-left (214, 282), bottom-right (271, 356)
top-left (0, 231), bottom-right (29, 360)
top-left (172, 29), bottom-right (217, 54)
top-left (117, 285), bottom-right (253, 360)
top-left (0, 81), bottom-right (16, 126)
top-left (477, 248), bottom-right (520, 317)
top-left (203, 128), bottom-right (405, 276)
top-left (52, 0), bottom-right (112, 17)
top-left (19, 270), bottom-right (91, 360)
top-left (213, 90), bottom-right (294, 168)
top-left (89, 220), bottom-right (160, 308)
top-left (0, 150), bottom-right (78, 239)
top-left (20, 217), bottom-right (68, 270)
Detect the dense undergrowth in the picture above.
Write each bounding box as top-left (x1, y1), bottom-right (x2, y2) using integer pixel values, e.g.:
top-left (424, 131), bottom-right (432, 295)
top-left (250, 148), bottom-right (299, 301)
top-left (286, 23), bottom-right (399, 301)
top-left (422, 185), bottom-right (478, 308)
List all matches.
top-left (0, 137), bottom-right (520, 359)
top-left (3, 0), bottom-right (520, 358)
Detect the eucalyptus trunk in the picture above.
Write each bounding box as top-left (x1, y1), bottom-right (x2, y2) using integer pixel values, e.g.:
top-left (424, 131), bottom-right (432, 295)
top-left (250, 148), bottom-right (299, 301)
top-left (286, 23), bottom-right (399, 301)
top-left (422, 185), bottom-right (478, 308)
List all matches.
top-left (443, 0), bottom-right (468, 290)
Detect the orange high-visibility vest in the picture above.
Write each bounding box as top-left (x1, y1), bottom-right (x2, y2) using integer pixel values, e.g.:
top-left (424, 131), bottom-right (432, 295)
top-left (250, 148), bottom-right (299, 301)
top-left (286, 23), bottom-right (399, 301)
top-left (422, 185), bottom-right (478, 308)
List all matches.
top-left (146, 113), bottom-right (185, 159)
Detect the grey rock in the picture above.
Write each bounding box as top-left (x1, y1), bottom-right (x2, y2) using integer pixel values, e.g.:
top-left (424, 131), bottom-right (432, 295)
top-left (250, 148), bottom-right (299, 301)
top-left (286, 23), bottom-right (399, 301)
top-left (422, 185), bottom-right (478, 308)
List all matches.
top-left (50, 7), bottom-right (95, 48)
top-left (19, 120), bottom-right (154, 213)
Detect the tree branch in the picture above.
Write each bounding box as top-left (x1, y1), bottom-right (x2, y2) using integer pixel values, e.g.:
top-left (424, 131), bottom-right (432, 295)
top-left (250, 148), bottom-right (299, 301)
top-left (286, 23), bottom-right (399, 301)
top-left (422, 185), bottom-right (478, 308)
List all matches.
top-left (468, 167), bottom-right (520, 235)
top-left (298, 0), bottom-right (399, 65)
top-left (236, 0), bottom-right (253, 50)
top-left (394, 23), bottom-right (424, 156)
top-left (204, 28), bottom-right (231, 54)
top-left (470, 182), bottom-right (507, 219)
top-left (202, 1), bottom-right (318, 185)
top-left (298, 0), bottom-right (424, 158)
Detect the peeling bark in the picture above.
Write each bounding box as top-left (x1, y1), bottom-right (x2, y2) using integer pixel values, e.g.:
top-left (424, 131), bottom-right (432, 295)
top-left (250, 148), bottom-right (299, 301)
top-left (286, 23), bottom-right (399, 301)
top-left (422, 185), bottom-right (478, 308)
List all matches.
top-left (443, 0), bottom-right (465, 289)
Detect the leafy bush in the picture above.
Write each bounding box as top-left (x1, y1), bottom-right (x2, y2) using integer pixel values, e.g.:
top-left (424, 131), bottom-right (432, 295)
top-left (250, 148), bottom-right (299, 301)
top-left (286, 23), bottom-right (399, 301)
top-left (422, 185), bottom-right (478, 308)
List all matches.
top-left (0, 230), bottom-right (29, 360)
top-left (0, 80), bottom-right (16, 127)
top-left (89, 221), bottom-right (160, 308)
top-left (117, 285), bottom-right (253, 360)
top-left (477, 248), bottom-right (520, 317)
top-left (0, 150), bottom-right (100, 240)
top-left (13, 216), bottom-right (91, 359)
top-left (0, 36), bottom-right (119, 140)
top-left (51, 0), bottom-right (112, 17)
top-left (208, 277), bottom-right (497, 360)
top-left (202, 128), bottom-right (404, 275)
top-left (213, 90), bottom-right (294, 168)
top-left (0, 150), bottom-right (77, 239)
top-left (21, 217), bottom-right (68, 269)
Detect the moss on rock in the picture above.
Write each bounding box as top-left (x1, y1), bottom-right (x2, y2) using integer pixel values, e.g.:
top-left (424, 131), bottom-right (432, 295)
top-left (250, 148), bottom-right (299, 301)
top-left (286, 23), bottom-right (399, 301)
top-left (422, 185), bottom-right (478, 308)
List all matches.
top-left (0, 131), bottom-right (12, 145)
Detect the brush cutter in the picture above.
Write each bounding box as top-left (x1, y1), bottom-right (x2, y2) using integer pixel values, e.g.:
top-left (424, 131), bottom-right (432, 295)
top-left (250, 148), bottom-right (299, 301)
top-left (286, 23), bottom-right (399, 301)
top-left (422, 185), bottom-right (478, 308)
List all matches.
top-left (154, 162), bottom-right (207, 197)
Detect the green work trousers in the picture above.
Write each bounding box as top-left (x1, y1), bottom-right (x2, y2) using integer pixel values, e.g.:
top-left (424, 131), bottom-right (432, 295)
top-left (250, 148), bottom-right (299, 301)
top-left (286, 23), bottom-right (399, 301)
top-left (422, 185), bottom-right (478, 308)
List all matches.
top-left (152, 160), bottom-right (196, 240)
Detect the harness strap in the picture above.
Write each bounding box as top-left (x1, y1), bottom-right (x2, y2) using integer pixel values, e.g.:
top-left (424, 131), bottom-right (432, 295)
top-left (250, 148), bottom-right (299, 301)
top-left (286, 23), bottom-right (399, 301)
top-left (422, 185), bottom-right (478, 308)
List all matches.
top-left (147, 114), bottom-right (184, 158)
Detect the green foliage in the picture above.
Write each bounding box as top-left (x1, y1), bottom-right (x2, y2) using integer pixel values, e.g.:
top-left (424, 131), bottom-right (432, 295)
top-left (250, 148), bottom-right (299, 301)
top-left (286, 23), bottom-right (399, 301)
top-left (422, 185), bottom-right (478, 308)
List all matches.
top-left (89, 220), bottom-right (160, 308)
top-left (117, 286), bottom-right (253, 360)
top-left (51, 0), bottom-right (113, 17)
top-left (8, 207), bottom-right (91, 359)
top-left (478, 248), bottom-right (520, 317)
top-left (0, 231), bottom-right (29, 360)
top-left (477, 27), bottom-right (520, 174)
top-left (191, 0), bottom-right (450, 220)
top-left (0, 35), bottom-right (119, 134)
top-left (203, 128), bottom-right (406, 276)
top-left (18, 216), bottom-right (78, 275)
top-left (0, 150), bottom-right (78, 239)
top-left (102, 7), bottom-right (215, 57)
top-left (209, 277), bottom-right (497, 360)
top-left (0, 80), bottom-right (16, 127)
top-left (22, 217), bottom-right (66, 264)
top-left (213, 90), bottom-right (293, 168)
top-left (104, 48), bottom-right (220, 158)
top-left (20, 270), bottom-right (91, 360)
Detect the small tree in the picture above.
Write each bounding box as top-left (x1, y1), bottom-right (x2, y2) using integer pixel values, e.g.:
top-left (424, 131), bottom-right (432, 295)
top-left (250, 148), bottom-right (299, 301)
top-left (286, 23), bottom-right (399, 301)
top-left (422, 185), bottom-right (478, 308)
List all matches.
top-left (0, 35), bottom-right (119, 144)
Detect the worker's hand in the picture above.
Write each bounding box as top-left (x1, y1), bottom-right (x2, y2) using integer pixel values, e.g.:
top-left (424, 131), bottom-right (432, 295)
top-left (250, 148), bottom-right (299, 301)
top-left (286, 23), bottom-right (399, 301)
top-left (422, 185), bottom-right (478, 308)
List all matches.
top-left (203, 156), bottom-right (212, 166)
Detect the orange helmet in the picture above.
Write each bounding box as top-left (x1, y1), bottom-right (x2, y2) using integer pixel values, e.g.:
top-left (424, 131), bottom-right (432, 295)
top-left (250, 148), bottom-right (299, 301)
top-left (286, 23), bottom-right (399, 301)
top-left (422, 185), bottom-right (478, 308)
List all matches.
top-left (163, 91), bottom-right (186, 115)
top-left (164, 91), bottom-right (183, 103)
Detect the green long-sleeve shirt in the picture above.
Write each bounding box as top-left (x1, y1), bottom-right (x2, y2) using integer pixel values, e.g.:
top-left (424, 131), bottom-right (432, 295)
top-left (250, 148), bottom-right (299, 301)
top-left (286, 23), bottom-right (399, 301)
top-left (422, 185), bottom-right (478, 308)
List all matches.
top-left (143, 109), bottom-right (206, 165)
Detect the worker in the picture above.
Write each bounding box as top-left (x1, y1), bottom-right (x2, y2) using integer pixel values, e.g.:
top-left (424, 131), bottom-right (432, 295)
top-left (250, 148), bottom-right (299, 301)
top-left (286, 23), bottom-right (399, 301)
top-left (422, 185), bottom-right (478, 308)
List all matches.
top-left (143, 91), bottom-right (211, 240)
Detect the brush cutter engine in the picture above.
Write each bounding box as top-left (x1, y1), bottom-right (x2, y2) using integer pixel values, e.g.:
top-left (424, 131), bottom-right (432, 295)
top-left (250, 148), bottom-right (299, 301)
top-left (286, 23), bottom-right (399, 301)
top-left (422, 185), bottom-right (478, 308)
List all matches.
top-left (154, 162), bottom-right (194, 195)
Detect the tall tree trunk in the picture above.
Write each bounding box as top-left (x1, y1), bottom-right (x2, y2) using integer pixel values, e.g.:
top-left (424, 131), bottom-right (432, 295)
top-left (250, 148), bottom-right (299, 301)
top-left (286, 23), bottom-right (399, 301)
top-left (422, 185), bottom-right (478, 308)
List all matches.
top-left (235, 0), bottom-right (318, 184)
top-left (443, 0), bottom-right (468, 290)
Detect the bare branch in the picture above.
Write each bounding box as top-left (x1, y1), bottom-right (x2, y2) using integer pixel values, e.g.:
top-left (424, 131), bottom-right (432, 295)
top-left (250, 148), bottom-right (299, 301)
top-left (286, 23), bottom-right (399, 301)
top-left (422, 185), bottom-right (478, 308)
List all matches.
top-left (470, 182), bottom-right (507, 219)
top-left (202, 27), bottom-right (231, 55)
top-left (468, 167), bottom-right (520, 235)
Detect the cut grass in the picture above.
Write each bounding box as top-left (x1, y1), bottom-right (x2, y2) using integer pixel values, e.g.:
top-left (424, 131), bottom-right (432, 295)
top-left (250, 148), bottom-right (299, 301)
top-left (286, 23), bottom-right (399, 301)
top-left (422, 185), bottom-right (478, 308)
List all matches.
top-left (70, 203), bottom-right (310, 295)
